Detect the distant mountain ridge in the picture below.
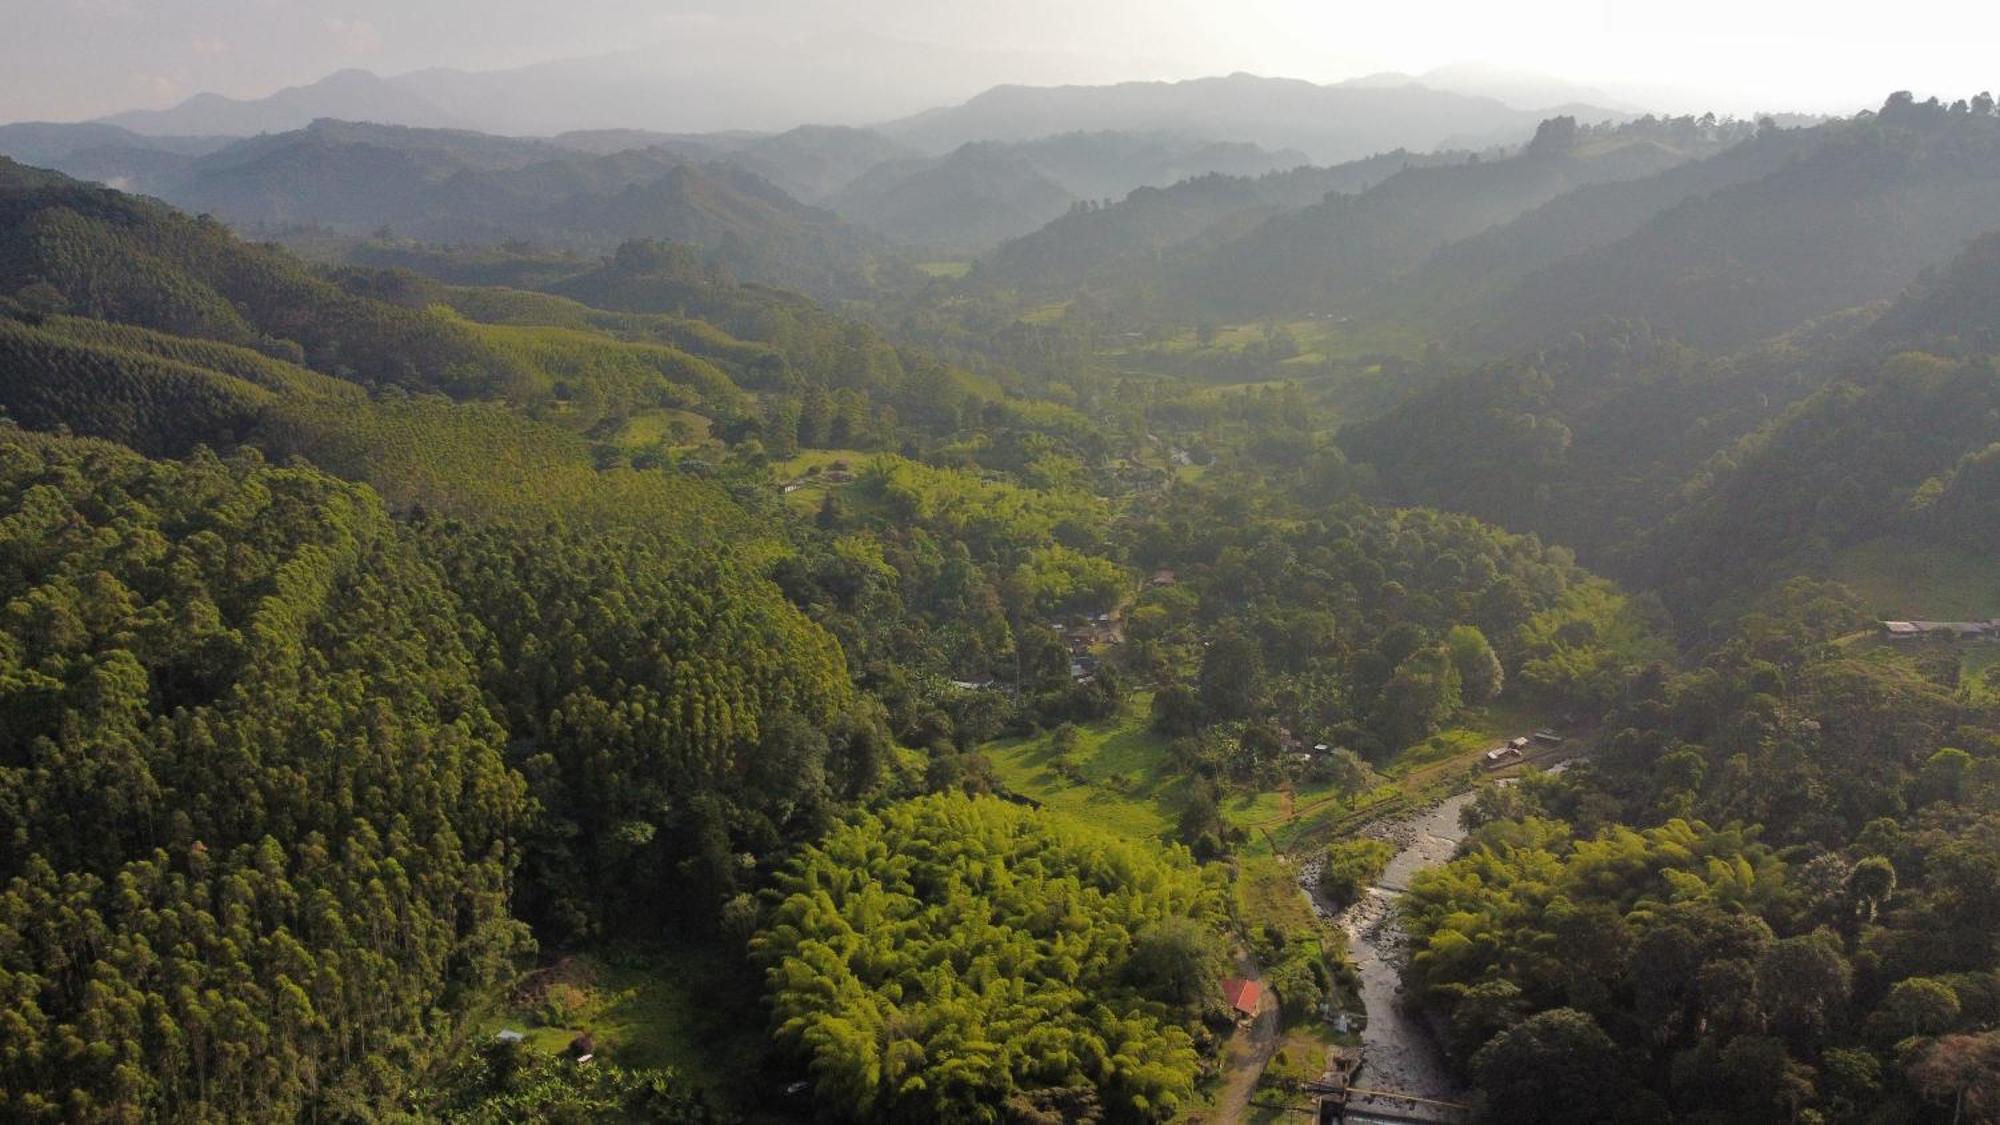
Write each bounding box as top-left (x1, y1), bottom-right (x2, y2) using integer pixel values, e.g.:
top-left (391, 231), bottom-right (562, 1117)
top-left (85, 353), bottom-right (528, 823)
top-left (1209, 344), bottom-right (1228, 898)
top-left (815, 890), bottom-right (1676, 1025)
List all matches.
top-left (878, 73), bottom-right (1629, 163)
top-left (102, 69), bottom-right (466, 136)
top-left (820, 131), bottom-right (1310, 250)
top-left (68, 64), bottom-right (1631, 167)
top-left (1, 113), bottom-right (1329, 267)
top-left (1337, 63), bottom-right (1639, 114)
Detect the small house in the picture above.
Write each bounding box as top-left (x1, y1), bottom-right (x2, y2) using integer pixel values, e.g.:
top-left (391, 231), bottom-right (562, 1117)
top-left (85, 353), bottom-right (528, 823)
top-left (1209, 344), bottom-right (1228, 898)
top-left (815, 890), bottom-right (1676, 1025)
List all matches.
top-left (1221, 977), bottom-right (1262, 1018)
top-left (1148, 569), bottom-right (1177, 588)
top-left (1484, 746), bottom-right (1523, 768)
top-left (1509, 736), bottom-right (1531, 751)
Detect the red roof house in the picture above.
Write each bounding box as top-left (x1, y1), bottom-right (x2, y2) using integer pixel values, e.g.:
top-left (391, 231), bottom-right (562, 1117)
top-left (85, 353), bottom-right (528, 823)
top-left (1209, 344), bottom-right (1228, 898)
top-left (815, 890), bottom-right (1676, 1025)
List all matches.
top-left (1221, 977), bottom-right (1262, 1017)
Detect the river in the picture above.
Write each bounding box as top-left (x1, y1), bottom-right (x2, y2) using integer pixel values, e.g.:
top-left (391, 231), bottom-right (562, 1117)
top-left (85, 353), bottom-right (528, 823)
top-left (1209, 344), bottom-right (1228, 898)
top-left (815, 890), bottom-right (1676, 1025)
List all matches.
top-left (1300, 790), bottom-right (1481, 1103)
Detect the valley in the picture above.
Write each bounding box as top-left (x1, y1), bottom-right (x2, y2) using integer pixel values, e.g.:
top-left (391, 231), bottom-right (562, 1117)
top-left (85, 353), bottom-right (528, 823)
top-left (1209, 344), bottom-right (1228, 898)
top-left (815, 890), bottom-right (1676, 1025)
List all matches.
top-left (1, 38), bottom-right (1998, 1125)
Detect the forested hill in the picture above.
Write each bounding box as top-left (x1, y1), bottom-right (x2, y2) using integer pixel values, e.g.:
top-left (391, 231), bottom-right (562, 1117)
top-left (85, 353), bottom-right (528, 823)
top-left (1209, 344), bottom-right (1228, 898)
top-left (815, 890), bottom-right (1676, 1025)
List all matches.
top-left (180, 122), bottom-right (909, 298)
top-left (0, 119), bottom-right (913, 300)
top-left (0, 431), bottom-right (533, 1118)
top-left (0, 169), bottom-right (886, 1118)
top-left (1381, 119), bottom-right (1826, 323)
top-left (974, 149), bottom-right (1460, 292)
top-left (1157, 115), bottom-right (1735, 317)
top-left (821, 142), bottom-right (1074, 251)
top-left (1342, 161), bottom-right (2000, 625)
top-left (1462, 97), bottom-right (2000, 351)
top-left (0, 161), bottom-right (996, 458)
top-left (819, 132), bottom-right (1312, 252)
top-left (0, 157), bottom-right (513, 392)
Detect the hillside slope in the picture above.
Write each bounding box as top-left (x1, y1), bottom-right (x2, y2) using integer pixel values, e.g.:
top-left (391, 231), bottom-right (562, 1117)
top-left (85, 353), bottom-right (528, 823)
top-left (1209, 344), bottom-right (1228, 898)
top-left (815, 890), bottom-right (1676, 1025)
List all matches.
top-left (1466, 102), bottom-right (2000, 351)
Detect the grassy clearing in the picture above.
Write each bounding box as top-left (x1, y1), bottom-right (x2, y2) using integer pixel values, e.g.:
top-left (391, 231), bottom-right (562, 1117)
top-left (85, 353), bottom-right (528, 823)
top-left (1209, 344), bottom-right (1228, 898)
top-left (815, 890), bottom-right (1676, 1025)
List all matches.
top-left (1263, 1022), bottom-right (1347, 1087)
top-left (772, 448), bottom-right (874, 512)
top-left (1848, 633), bottom-right (2000, 703)
top-left (1381, 728), bottom-right (1489, 779)
top-left (610, 407), bottom-right (710, 450)
top-left (1833, 538), bottom-right (2000, 620)
top-left (983, 694), bottom-right (1551, 863)
top-left (478, 942), bottom-right (769, 1106)
top-left (915, 260), bottom-right (972, 279)
top-left (1384, 702), bottom-right (1545, 779)
top-left (1134, 317), bottom-right (1429, 366)
top-left (1962, 645), bottom-right (2000, 703)
top-left (772, 448), bottom-right (873, 478)
top-left (983, 697), bottom-right (1181, 843)
top-left (1234, 855), bottom-right (1321, 941)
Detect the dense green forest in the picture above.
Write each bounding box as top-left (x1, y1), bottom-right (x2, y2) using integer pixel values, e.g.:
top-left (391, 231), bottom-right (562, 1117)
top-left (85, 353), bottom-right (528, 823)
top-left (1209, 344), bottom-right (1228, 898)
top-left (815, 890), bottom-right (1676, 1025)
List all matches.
top-left (1400, 587), bottom-right (2000, 1122)
top-left (757, 794), bottom-right (1226, 1121)
top-left (1, 85), bottom-right (1998, 1123)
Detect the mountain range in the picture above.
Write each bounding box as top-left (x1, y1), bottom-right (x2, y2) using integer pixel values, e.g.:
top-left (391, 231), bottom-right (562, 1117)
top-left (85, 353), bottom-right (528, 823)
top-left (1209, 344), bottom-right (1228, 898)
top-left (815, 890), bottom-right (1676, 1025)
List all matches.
top-left (878, 73), bottom-right (1626, 163)
top-left (69, 66), bottom-right (1629, 164)
top-left (0, 116), bottom-right (1318, 263)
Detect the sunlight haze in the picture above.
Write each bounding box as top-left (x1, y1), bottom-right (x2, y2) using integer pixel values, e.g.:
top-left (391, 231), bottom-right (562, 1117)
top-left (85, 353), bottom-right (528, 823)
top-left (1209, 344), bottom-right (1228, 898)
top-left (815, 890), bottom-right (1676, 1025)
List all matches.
top-left (5, 0), bottom-right (1997, 126)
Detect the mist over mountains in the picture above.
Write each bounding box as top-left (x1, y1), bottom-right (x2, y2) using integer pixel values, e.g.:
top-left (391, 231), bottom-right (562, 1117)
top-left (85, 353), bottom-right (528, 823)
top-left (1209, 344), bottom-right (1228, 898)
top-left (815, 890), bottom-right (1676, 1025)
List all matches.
top-left (77, 62), bottom-right (1630, 159)
top-left (0, 59), bottom-right (1651, 267)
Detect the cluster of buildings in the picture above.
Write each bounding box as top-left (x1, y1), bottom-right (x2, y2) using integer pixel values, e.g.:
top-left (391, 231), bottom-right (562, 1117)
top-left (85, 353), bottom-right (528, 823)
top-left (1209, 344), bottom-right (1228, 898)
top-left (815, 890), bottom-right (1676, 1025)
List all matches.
top-left (1061, 612), bottom-right (1121, 682)
top-left (779, 460), bottom-right (856, 495)
top-left (1880, 618), bottom-right (2000, 641)
top-left (1483, 730), bottom-right (1564, 769)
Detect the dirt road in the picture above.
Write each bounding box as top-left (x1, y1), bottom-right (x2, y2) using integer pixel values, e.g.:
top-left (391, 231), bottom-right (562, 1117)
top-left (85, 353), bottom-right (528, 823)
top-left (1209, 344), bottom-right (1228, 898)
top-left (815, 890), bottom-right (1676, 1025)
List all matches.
top-left (1212, 957), bottom-right (1280, 1123)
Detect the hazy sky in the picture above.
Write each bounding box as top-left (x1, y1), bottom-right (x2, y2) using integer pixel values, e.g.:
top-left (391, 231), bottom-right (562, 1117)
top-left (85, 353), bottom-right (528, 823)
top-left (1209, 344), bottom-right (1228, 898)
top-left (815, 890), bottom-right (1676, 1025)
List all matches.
top-left (5, 0), bottom-right (1998, 123)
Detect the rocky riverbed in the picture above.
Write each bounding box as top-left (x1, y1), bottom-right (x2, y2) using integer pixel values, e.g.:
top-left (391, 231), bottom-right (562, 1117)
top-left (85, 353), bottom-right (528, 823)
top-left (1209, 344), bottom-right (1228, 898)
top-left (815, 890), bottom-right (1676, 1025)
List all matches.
top-left (1299, 791), bottom-right (1481, 1102)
